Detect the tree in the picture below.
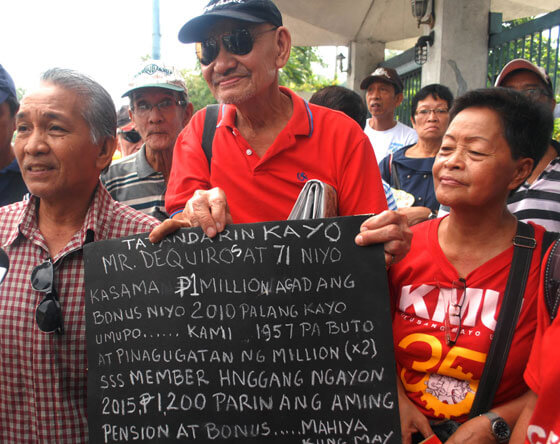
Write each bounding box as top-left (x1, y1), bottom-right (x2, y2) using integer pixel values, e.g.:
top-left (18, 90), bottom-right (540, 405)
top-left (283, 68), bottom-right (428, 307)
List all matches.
top-left (279, 46), bottom-right (333, 91)
top-left (180, 64), bottom-right (216, 112)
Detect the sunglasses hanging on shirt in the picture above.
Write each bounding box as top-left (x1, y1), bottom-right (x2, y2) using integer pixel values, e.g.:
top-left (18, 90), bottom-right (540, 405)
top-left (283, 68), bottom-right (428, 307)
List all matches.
top-left (31, 260), bottom-right (64, 334)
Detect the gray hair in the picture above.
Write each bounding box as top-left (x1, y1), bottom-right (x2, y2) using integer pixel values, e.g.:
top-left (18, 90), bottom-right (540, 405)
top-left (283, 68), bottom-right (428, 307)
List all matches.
top-left (40, 68), bottom-right (116, 144)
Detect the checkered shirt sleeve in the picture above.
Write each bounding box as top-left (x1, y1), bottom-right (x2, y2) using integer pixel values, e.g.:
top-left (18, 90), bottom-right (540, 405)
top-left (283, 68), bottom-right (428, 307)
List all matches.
top-left (0, 185), bottom-right (159, 443)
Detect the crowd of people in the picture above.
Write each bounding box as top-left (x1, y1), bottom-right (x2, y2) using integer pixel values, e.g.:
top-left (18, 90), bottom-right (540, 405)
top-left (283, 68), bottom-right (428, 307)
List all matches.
top-left (0, 0), bottom-right (559, 442)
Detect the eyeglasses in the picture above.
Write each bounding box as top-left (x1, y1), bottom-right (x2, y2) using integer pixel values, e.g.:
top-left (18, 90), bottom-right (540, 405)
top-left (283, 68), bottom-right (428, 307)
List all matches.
top-left (196, 26), bottom-right (278, 66)
top-left (31, 261), bottom-right (64, 334)
top-left (118, 129), bottom-right (142, 144)
top-left (132, 98), bottom-right (187, 117)
top-left (443, 278), bottom-right (466, 346)
top-left (416, 108), bottom-right (449, 117)
top-left (517, 87), bottom-right (552, 99)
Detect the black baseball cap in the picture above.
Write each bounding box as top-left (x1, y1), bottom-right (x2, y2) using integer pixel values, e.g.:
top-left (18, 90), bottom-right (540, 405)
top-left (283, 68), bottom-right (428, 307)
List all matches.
top-left (178, 0), bottom-right (283, 43)
top-left (0, 65), bottom-right (17, 104)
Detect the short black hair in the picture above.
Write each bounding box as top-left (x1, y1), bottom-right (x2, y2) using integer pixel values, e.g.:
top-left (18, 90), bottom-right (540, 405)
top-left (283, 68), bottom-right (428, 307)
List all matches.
top-left (411, 84), bottom-right (453, 122)
top-left (5, 95), bottom-right (19, 117)
top-left (309, 85), bottom-right (368, 129)
top-left (449, 87), bottom-right (553, 166)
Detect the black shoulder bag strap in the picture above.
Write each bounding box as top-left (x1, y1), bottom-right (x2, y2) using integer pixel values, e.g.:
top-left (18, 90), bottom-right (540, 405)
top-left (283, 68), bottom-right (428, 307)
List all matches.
top-left (469, 221), bottom-right (536, 417)
top-left (544, 237), bottom-right (560, 321)
top-left (201, 104), bottom-right (220, 171)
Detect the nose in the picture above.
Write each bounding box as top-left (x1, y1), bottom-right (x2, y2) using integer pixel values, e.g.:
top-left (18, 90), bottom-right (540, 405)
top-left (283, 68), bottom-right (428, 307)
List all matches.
top-left (442, 148), bottom-right (464, 170)
top-left (147, 105), bottom-right (164, 123)
top-left (20, 128), bottom-right (50, 157)
top-left (212, 40), bottom-right (238, 75)
top-left (427, 111), bottom-right (438, 122)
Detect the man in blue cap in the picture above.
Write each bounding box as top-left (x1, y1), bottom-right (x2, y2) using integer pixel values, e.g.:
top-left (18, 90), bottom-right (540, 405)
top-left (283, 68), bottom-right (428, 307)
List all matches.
top-left (152, 0), bottom-right (412, 267)
top-left (0, 65), bottom-right (28, 206)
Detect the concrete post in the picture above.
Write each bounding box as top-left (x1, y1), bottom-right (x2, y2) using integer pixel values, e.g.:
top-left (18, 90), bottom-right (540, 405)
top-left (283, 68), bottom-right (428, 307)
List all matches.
top-left (347, 40), bottom-right (385, 93)
top-left (421, 0), bottom-right (490, 96)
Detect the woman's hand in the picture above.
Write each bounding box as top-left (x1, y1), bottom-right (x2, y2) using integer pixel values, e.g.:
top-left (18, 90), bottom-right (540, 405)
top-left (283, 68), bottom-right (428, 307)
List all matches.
top-left (446, 416), bottom-right (495, 444)
top-left (397, 379), bottom-right (434, 444)
top-left (355, 210), bottom-right (412, 267)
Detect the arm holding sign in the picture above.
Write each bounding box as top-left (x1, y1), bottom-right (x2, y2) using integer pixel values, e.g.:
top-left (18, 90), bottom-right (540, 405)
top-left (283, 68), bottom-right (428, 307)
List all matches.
top-left (149, 187), bottom-right (232, 242)
top-left (151, 203), bottom-right (413, 268)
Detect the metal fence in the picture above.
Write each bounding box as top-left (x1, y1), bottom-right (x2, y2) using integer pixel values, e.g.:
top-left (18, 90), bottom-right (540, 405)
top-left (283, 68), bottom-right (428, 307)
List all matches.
top-left (382, 9), bottom-right (560, 124)
top-left (396, 69), bottom-right (422, 125)
top-left (488, 10), bottom-right (560, 93)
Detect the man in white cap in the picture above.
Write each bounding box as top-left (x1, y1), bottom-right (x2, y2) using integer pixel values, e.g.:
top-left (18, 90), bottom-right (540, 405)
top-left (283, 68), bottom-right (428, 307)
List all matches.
top-left (151, 0), bottom-right (412, 267)
top-left (102, 60), bottom-right (193, 221)
top-left (494, 58), bottom-right (560, 232)
top-left (360, 67), bottom-right (417, 163)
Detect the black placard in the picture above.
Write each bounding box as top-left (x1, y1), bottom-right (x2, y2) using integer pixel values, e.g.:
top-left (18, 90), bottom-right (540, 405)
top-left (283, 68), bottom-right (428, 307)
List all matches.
top-left (84, 216), bottom-right (400, 443)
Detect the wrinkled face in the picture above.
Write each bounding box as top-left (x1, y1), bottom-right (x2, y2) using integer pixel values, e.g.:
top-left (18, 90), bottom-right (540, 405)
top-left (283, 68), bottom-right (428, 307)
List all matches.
top-left (0, 101), bottom-right (16, 155)
top-left (433, 107), bottom-right (530, 210)
top-left (200, 20), bottom-right (281, 105)
top-left (365, 81), bottom-right (403, 119)
top-left (500, 70), bottom-right (555, 111)
top-left (412, 95), bottom-right (450, 142)
top-left (14, 83), bottom-right (107, 204)
top-left (130, 88), bottom-right (191, 153)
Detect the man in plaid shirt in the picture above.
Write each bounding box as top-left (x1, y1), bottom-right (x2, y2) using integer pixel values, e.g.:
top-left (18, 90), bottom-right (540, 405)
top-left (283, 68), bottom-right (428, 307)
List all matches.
top-left (0, 68), bottom-right (159, 443)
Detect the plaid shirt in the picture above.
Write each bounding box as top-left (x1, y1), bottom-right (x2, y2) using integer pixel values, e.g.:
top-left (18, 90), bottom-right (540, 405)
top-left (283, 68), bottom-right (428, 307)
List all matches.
top-left (0, 184), bottom-right (159, 443)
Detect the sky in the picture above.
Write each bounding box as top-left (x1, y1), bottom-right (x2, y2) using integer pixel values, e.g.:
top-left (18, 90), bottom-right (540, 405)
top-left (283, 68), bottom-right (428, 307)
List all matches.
top-left (1, 0), bottom-right (344, 109)
top-left (1, 0), bottom-right (208, 107)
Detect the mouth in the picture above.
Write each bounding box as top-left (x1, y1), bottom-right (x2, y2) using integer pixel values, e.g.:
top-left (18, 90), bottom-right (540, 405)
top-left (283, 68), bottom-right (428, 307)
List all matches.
top-left (147, 131), bottom-right (168, 137)
top-left (215, 76), bottom-right (245, 88)
top-left (25, 164), bottom-right (54, 173)
top-left (438, 175), bottom-right (464, 186)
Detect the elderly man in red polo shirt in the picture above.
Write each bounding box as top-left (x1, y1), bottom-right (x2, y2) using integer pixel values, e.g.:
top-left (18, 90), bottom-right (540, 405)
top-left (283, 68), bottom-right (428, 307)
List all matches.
top-left (150, 0), bottom-right (411, 265)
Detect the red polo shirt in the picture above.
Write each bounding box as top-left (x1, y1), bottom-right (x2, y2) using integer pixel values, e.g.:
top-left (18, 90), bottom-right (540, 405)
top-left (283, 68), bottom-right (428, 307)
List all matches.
top-left (166, 87), bottom-right (387, 223)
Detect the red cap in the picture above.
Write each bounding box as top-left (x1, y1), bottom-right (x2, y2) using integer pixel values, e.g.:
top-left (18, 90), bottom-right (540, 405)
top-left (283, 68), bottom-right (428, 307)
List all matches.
top-left (494, 58), bottom-right (552, 91)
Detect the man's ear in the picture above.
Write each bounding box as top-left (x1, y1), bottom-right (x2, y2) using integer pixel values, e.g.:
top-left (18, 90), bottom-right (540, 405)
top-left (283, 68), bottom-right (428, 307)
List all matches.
top-left (96, 136), bottom-right (117, 171)
top-left (395, 92), bottom-right (404, 107)
top-left (182, 102), bottom-right (194, 128)
top-left (275, 26), bottom-right (292, 69)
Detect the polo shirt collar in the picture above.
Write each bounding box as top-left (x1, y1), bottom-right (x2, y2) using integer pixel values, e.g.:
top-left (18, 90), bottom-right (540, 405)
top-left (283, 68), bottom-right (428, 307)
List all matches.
top-left (5, 183), bottom-right (117, 258)
top-left (135, 144), bottom-right (158, 179)
top-left (219, 86), bottom-right (314, 138)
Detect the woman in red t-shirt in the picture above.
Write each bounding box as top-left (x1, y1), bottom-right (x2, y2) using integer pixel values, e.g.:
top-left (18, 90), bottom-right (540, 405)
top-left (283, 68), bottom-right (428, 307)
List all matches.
top-left (358, 87), bottom-right (554, 444)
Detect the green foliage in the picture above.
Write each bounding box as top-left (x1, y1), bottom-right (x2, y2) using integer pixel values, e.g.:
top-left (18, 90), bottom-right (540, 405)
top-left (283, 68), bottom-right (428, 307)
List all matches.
top-left (16, 87), bottom-right (25, 102)
top-left (279, 46), bottom-right (334, 92)
top-left (180, 66), bottom-right (216, 112)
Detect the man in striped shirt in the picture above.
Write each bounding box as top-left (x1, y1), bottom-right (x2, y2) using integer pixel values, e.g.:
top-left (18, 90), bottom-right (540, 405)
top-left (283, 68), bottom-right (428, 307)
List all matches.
top-left (102, 60), bottom-right (193, 221)
top-left (439, 59), bottom-right (560, 232)
top-left (495, 59), bottom-right (560, 233)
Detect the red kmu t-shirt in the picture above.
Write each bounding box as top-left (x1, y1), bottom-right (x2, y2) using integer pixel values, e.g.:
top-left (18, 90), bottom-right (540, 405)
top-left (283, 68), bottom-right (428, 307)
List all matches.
top-left (389, 218), bottom-right (544, 422)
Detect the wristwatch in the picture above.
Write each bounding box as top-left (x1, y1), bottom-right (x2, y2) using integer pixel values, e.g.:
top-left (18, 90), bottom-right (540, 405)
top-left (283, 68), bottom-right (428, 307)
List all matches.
top-left (481, 412), bottom-right (511, 443)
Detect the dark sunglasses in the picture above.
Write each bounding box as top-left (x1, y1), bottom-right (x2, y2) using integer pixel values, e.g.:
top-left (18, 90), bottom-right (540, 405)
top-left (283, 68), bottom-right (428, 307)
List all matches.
top-left (196, 26), bottom-right (278, 66)
top-left (31, 261), bottom-right (64, 334)
top-left (118, 129), bottom-right (141, 144)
